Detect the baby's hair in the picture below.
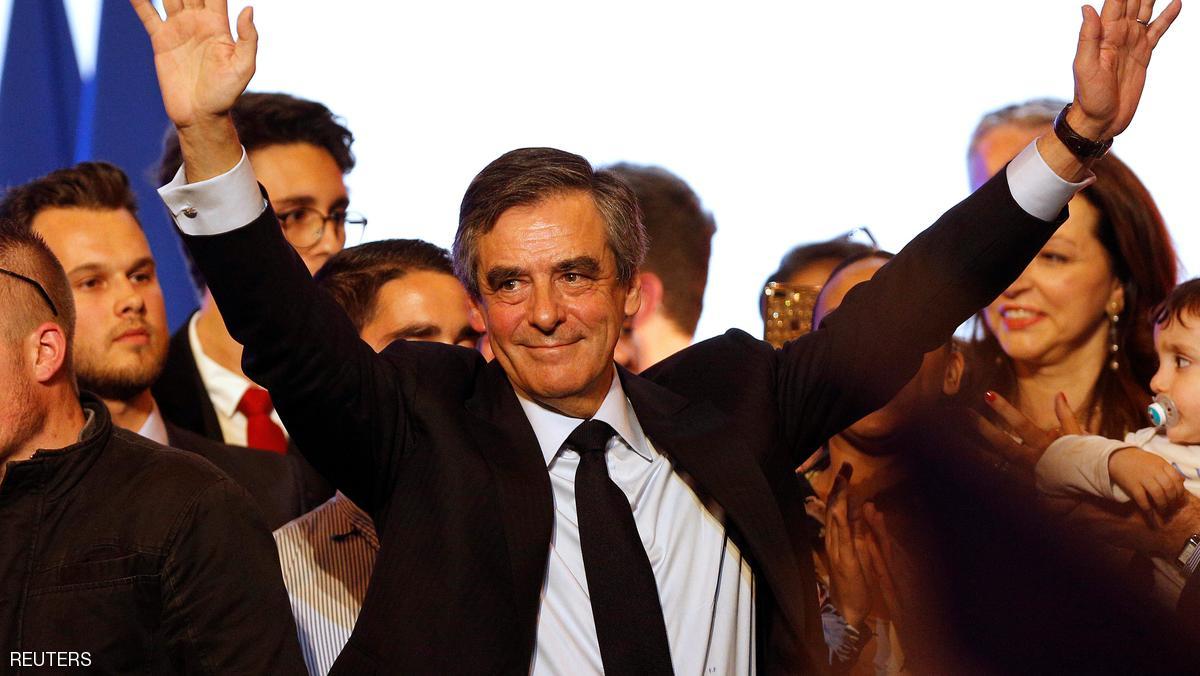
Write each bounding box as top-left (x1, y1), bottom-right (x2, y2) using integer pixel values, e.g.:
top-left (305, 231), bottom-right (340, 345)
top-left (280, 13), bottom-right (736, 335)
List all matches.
top-left (1153, 278), bottom-right (1200, 329)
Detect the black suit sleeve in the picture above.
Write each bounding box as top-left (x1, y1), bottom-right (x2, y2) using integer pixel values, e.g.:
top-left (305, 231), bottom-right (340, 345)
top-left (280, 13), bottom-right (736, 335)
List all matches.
top-left (180, 205), bottom-right (409, 515)
top-left (773, 168), bottom-right (1066, 457)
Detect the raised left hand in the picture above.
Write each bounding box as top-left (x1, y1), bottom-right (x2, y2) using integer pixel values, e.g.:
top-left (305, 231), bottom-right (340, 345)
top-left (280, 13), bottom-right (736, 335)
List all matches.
top-left (1069, 0), bottom-right (1183, 139)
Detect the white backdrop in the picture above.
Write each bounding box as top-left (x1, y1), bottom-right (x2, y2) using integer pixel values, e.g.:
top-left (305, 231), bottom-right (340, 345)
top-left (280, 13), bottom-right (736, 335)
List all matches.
top-left (3, 1), bottom-right (1196, 340)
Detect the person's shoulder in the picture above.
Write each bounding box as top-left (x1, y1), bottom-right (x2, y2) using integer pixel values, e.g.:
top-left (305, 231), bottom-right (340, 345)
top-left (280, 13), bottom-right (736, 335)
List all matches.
top-left (642, 328), bottom-right (772, 378)
top-left (379, 339), bottom-right (488, 395)
top-left (105, 427), bottom-right (236, 497)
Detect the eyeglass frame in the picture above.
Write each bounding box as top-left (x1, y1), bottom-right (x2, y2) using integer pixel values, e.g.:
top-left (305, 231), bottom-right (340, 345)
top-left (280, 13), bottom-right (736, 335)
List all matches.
top-left (0, 266), bottom-right (59, 316)
top-left (275, 205), bottom-right (368, 249)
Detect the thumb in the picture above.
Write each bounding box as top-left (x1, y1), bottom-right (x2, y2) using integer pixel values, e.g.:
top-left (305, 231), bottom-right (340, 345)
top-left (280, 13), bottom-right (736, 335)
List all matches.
top-left (1075, 5), bottom-right (1102, 75)
top-left (234, 6), bottom-right (258, 76)
top-left (1055, 392), bottom-right (1084, 435)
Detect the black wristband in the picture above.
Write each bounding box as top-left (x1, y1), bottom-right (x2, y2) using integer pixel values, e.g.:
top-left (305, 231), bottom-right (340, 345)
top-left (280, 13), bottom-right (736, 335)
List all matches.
top-left (1054, 104), bottom-right (1113, 160)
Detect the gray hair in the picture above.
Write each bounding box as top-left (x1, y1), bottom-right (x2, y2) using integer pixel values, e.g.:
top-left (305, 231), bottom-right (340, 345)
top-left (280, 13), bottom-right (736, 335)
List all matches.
top-left (968, 97), bottom-right (1068, 158)
top-left (453, 147), bottom-right (647, 299)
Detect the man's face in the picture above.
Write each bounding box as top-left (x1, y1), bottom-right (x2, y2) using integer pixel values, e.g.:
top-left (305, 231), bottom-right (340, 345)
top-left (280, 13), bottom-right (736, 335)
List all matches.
top-left (475, 191), bottom-right (641, 415)
top-left (360, 270), bottom-right (480, 353)
top-left (249, 142), bottom-right (350, 275)
top-left (33, 208), bottom-right (168, 401)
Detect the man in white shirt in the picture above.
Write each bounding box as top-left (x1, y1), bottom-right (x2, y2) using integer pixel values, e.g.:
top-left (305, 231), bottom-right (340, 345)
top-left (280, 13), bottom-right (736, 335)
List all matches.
top-left (131, 0), bottom-right (1181, 672)
top-left (1, 160), bottom-right (314, 529)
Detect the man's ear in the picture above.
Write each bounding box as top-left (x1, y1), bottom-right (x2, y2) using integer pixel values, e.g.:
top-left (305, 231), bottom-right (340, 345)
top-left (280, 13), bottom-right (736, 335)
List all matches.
top-left (30, 322), bottom-right (70, 385)
top-left (942, 347), bottom-right (965, 397)
top-left (629, 271), bottom-right (660, 328)
top-left (468, 295), bottom-right (487, 333)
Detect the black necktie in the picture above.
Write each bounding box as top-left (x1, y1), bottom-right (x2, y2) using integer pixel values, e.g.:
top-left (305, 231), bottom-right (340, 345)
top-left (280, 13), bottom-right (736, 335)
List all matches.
top-left (567, 419), bottom-right (674, 675)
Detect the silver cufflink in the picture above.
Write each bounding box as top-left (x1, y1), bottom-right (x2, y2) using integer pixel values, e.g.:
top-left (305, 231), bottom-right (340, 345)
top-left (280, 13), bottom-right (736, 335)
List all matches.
top-left (181, 206), bottom-right (198, 219)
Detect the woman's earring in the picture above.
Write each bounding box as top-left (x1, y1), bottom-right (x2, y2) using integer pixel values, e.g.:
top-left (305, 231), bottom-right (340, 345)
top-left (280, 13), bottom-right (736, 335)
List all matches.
top-left (1108, 309), bottom-right (1120, 372)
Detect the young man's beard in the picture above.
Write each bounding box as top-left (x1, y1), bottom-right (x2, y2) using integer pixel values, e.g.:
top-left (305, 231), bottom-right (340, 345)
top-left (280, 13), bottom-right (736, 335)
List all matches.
top-left (76, 350), bottom-right (166, 402)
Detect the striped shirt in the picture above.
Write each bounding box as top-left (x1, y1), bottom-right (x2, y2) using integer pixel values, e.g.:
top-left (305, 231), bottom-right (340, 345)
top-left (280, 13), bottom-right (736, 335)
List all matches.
top-left (273, 492), bottom-right (378, 675)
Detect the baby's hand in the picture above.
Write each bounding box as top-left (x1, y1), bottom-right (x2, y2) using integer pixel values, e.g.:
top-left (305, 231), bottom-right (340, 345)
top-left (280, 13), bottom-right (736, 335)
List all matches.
top-left (1109, 447), bottom-right (1186, 515)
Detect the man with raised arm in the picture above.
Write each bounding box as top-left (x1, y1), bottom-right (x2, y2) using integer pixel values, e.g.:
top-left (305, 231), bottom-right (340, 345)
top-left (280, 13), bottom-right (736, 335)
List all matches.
top-left (132, 0), bottom-right (1180, 672)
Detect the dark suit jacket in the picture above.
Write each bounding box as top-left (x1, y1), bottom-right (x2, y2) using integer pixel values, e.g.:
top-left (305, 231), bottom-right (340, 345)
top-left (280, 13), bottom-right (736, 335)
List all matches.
top-left (181, 169), bottom-right (1062, 674)
top-left (153, 317), bottom-right (335, 511)
top-left (164, 421), bottom-right (310, 530)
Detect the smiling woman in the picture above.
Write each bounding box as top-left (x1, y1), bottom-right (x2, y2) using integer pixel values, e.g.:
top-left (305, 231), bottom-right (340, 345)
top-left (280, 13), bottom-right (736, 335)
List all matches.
top-left (966, 152), bottom-right (1178, 438)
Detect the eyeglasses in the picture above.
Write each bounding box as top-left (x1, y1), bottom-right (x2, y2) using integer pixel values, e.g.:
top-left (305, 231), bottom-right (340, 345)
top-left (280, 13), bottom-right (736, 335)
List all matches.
top-left (277, 206), bottom-right (368, 250)
top-left (0, 266), bottom-right (58, 316)
top-left (834, 226), bottom-right (879, 249)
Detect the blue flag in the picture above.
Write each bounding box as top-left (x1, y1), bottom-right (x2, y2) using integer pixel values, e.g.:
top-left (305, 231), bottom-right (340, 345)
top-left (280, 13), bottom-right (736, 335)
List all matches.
top-left (0, 0), bottom-right (80, 189)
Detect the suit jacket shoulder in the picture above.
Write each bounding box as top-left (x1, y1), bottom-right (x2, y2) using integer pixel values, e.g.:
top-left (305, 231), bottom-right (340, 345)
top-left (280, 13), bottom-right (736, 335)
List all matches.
top-left (166, 421), bottom-right (310, 530)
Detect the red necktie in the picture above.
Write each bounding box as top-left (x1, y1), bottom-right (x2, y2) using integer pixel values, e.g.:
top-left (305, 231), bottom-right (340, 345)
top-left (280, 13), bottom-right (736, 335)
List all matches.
top-left (236, 387), bottom-right (288, 454)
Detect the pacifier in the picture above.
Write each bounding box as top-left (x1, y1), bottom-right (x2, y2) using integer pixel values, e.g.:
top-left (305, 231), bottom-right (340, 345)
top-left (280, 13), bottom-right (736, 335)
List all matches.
top-left (1148, 393), bottom-right (1180, 429)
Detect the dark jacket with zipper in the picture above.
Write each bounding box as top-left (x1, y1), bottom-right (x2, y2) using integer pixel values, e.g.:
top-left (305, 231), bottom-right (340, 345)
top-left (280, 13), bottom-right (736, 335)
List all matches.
top-left (0, 394), bottom-right (305, 675)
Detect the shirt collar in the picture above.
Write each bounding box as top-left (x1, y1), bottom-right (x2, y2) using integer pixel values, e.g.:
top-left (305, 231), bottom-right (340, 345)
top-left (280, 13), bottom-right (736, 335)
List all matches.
top-left (515, 367), bottom-right (654, 466)
top-left (188, 312), bottom-right (254, 419)
top-left (328, 492), bottom-right (379, 550)
top-left (136, 401), bottom-right (170, 446)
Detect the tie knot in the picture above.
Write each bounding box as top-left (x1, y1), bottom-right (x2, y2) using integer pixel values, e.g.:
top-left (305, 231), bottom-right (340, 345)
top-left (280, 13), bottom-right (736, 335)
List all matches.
top-left (564, 419), bottom-right (615, 456)
top-left (237, 387), bottom-right (274, 416)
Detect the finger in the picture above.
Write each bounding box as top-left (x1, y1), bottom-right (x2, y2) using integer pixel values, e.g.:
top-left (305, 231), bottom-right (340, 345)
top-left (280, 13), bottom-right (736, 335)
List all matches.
top-left (163, 0), bottom-right (184, 16)
top-left (1076, 5), bottom-right (1102, 79)
top-left (1131, 486), bottom-right (1153, 514)
top-left (210, 0), bottom-right (229, 20)
top-left (1055, 392), bottom-right (1085, 435)
top-left (1146, 479), bottom-right (1170, 513)
top-left (234, 6), bottom-right (259, 75)
top-left (970, 409), bottom-right (1037, 467)
top-left (984, 391), bottom-right (1050, 449)
top-left (1138, 0), bottom-right (1156, 22)
top-left (181, 0), bottom-right (205, 9)
top-left (1101, 0), bottom-right (1127, 20)
top-left (129, 0), bottom-right (163, 31)
top-left (1148, 0), bottom-right (1182, 46)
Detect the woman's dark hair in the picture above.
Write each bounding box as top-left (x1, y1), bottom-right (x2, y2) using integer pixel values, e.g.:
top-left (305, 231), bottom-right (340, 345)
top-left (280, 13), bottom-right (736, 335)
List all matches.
top-left (966, 152), bottom-right (1178, 438)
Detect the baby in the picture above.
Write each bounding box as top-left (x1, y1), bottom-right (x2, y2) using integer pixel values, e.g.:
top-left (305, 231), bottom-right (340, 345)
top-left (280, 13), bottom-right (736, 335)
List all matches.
top-left (1037, 278), bottom-right (1200, 598)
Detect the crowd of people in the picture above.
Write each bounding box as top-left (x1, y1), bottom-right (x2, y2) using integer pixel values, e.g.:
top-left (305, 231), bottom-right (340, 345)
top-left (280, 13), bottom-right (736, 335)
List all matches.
top-left (0, 0), bottom-right (1194, 673)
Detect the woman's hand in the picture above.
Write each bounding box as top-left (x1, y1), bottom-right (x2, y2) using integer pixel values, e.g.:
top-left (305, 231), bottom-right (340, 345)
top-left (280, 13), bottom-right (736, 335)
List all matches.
top-left (974, 391), bottom-right (1085, 471)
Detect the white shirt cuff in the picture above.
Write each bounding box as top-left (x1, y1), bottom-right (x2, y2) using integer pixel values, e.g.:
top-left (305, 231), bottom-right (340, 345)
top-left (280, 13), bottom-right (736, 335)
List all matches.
top-left (157, 147), bottom-right (267, 236)
top-left (1005, 140), bottom-right (1094, 222)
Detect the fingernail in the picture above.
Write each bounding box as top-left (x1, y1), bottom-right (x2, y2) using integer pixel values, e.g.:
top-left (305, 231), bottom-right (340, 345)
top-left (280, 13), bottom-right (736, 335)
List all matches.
top-left (985, 390), bottom-right (997, 403)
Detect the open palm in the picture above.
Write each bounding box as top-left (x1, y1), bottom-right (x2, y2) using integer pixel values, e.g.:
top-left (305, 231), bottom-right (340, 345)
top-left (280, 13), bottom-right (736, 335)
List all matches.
top-left (130, 0), bottom-right (257, 129)
top-left (1073, 0), bottom-right (1181, 139)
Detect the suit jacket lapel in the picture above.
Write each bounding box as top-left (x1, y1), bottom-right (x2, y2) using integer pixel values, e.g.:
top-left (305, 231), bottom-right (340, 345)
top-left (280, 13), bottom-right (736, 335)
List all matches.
top-left (463, 361), bottom-right (555, 630)
top-left (618, 367), bottom-right (810, 641)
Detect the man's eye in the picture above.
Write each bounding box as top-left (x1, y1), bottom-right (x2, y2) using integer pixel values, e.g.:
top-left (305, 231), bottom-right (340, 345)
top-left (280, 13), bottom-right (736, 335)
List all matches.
top-left (278, 210), bottom-right (304, 225)
top-left (78, 278), bottom-right (102, 290)
top-left (500, 279), bottom-right (520, 291)
top-left (563, 273), bottom-right (580, 283)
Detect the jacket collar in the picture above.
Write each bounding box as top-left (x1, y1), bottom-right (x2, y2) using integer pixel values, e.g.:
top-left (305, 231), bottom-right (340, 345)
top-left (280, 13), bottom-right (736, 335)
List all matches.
top-left (6, 393), bottom-right (112, 501)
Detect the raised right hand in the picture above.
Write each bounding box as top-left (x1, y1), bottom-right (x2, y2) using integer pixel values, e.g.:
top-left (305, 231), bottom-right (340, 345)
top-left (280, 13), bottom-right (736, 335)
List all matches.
top-left (130, 0), bottom-right (258, 130)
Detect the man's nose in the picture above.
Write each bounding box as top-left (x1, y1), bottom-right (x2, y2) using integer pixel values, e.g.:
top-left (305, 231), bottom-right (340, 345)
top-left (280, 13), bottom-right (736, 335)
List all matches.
top-left (529, 283), bottom-right (564, 333)
top-left (115, 277), bottom-right (146, 316)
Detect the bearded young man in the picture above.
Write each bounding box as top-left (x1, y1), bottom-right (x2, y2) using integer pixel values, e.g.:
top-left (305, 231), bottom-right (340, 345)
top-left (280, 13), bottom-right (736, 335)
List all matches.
top-left (0, 161), bottom-right (318, 528)
top-left (134, 0), bottom-right (1184, 672)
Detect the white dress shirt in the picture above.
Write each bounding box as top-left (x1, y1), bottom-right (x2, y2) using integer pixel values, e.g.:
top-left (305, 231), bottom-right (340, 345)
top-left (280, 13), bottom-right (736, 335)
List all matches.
top-left (274, 493), bottom-right (378, 676)
top-left (187, 312), bottom-right (289, 447)
top-left (136, 401), bottom-right (170, 446)
top-left (519, 372), bottom-right (756, 675)
top-left (158, 141), bottom-right (1090, 674)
